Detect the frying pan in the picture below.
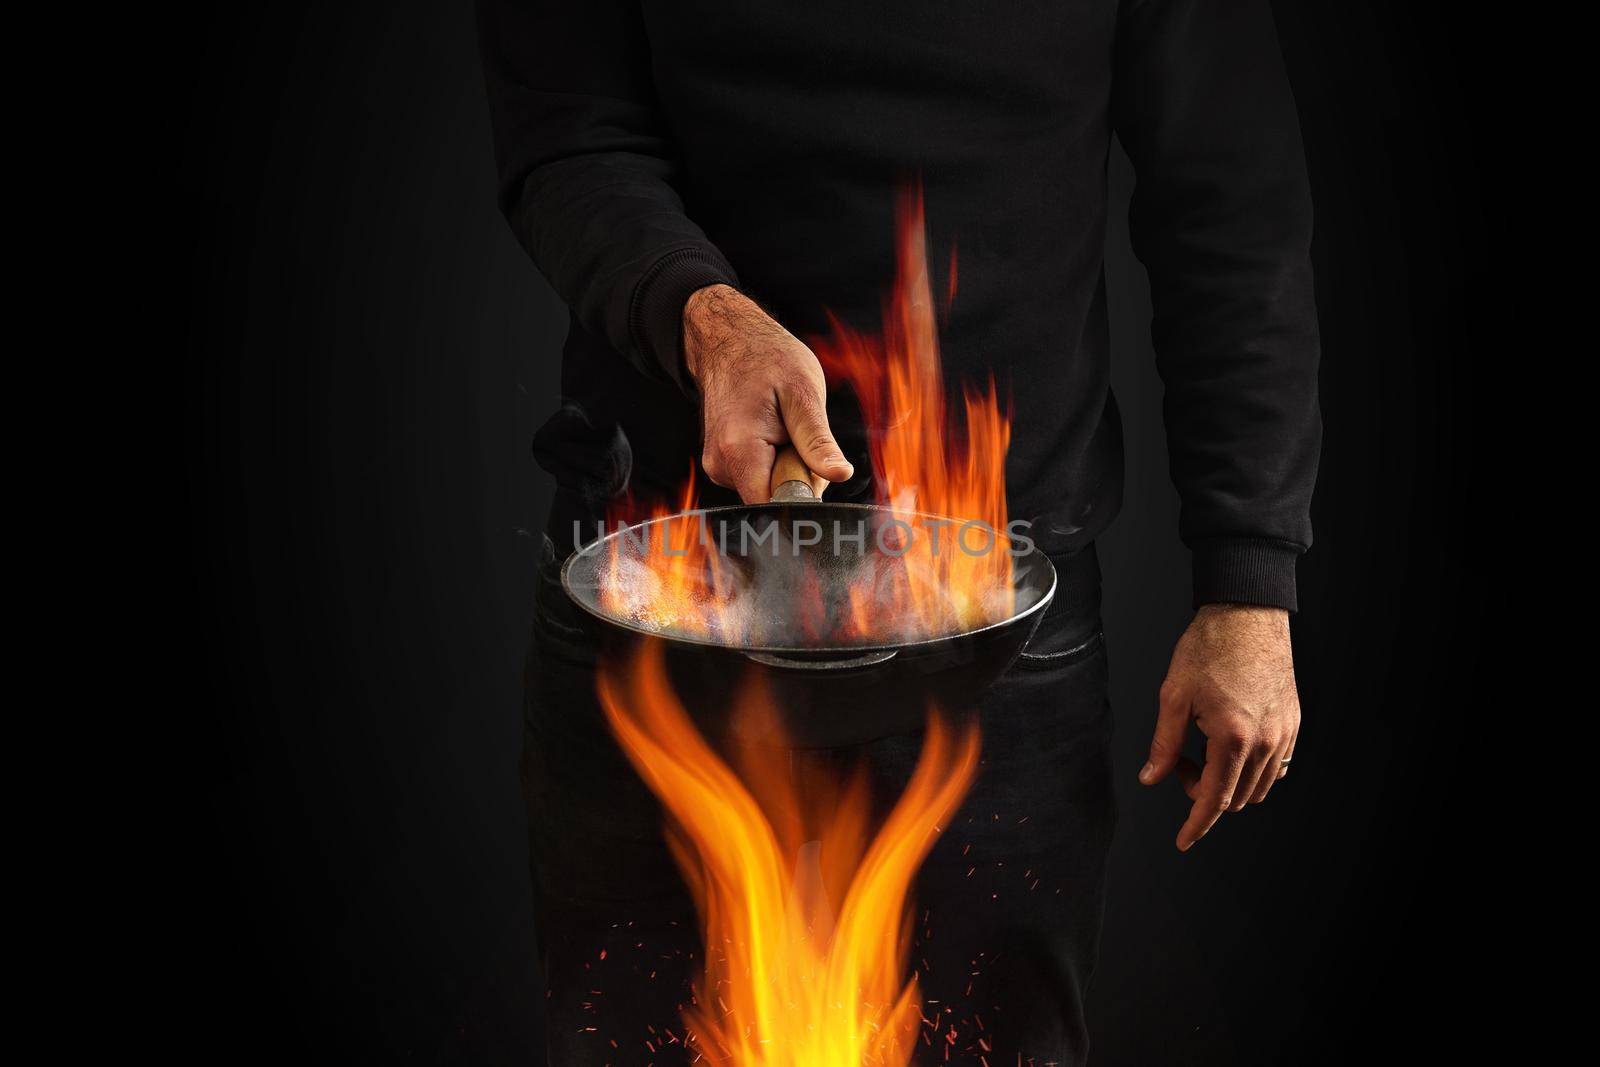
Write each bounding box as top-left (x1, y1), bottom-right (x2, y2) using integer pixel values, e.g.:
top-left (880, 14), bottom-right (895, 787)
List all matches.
top-left (562, 447), bottom-right (1057, 746)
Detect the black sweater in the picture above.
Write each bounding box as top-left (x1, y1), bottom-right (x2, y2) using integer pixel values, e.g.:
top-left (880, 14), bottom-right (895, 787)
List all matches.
top-left (477, 0), bottom-right (1320, 611)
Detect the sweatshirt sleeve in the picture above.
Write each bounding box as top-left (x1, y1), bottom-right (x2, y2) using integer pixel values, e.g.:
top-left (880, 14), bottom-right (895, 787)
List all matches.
top-left (1112, 0), bottom-right (1322, 612)
top-left (475, 0), bottom-right (738, 393)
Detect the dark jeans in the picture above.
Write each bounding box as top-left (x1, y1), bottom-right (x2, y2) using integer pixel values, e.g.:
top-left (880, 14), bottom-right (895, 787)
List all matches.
top-left (523, 537), bottom-right (1115, 1065)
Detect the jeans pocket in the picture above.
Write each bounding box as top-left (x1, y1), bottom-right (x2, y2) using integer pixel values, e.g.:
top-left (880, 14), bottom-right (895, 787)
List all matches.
top-left (1010, 546), bottom-right (1103, 670)
top-left (1014, 626), bottom-right (1104, 669)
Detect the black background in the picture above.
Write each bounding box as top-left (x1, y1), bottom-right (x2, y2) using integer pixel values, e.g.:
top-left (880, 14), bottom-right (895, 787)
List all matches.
top-left (182, 2), bottom-right (1490, 1062)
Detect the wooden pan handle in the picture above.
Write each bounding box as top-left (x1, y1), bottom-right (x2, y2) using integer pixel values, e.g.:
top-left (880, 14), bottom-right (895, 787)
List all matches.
top-left (770, 445), bottom-right (828, 502)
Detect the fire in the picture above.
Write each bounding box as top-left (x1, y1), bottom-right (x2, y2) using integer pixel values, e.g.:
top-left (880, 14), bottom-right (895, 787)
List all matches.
top-left (812, 186), bottom-right (1014, 638)
top-left (598, 187), bottom-right (1014, 646)
top-left (589, 188), bottom-right (1004, 1060)
top-left (598, 640), bottom-right (980, 1065)
top-left (599, 466), bottom-right (747, 638)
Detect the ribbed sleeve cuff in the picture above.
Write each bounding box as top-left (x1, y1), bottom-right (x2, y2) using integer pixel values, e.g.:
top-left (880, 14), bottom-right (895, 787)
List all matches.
top-left (1191, 538), bottom-right (1302, 612)
top-left (630, 246), bottom-right (740, 395)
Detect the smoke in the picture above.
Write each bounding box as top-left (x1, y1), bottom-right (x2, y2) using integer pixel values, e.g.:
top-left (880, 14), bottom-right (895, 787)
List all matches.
top-left (575, 508), bottom-right (1046, 649)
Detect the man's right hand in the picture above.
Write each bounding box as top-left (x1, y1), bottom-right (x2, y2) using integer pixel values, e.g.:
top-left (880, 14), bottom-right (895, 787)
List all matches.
top-left (682, 284), bottom-right (854, 502)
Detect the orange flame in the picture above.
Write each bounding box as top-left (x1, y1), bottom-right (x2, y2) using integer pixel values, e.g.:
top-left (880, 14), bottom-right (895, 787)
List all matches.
top-left (598, 640), bottom-right (980, 1066)
top-left (590, 188), bottom-right (1005, 1063)
top-left (813, 186), bottom-right (1014, 637)
top-left (599, 466), bottom-right (749, 641)
top-left (598, 188), bottom-right (1014, 646)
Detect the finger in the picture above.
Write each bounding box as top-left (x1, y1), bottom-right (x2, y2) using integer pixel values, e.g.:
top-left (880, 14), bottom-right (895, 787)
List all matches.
top-left (1241, 734), bottom-right (1288, 806)
top-left (776, 377), bottom-right (854, 484)
top-left (1249, 736), bottom-right (1290, 804)
top-left (1141, 677), bottom-right (1191, 785)
top-left (704, 429), bottom-right (776, 504)
top-left (1176, 734), bottom-right (1247, 852)
top-left (729, 440), bottom-right (777, 504)
top-left (1277, 725), bottom-right (1298, 781)
top-left (1230, 736), bottom-right (1276, 812)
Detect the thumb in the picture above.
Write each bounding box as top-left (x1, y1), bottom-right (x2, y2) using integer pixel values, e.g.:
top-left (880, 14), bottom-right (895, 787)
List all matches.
top-left (1141, 677), bottom-right (1191, 785)
top-left (777, 377), bottom-right (854, 484)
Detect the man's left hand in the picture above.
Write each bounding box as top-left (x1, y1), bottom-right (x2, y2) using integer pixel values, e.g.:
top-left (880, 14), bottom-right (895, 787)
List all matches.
top-left (1140, 604), bottom-right (1301, 852)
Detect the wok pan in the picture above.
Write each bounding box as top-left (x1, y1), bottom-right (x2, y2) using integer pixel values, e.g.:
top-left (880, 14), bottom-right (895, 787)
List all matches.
top-left (562, 448), bottom-right (1057, 746)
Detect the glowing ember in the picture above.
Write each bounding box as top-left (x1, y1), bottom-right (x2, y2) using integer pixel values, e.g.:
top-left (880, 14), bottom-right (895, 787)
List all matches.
top-left (596, 188), bottom-right (1016, 647)
top-left (598, 639), bottom-right (980, 1065)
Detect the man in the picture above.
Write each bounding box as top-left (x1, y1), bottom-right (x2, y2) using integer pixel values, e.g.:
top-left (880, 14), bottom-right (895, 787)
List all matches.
top-left (478, 1), bottom-right (1317, 1062)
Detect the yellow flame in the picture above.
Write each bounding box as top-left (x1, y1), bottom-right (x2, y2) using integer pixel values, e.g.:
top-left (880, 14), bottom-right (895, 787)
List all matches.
top-left (598, 640), bottom-right (980, 1066)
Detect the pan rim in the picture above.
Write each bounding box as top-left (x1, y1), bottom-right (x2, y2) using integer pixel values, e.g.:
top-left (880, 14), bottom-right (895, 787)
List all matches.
top-left (559, 500), bottom-right (1060, 654)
